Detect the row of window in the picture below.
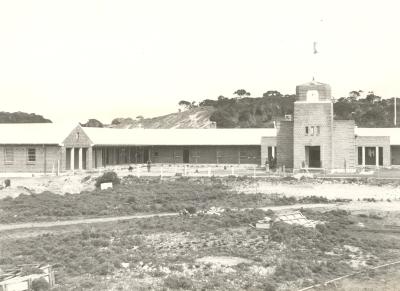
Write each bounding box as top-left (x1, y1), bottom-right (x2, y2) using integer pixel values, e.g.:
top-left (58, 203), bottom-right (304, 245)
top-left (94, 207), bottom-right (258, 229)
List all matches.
top-left (305, 126), bottom-right (320, 136)
top-left (357, 146), bottom-right (383, 166)
top-left (3, 148), bottom-right (36, 164)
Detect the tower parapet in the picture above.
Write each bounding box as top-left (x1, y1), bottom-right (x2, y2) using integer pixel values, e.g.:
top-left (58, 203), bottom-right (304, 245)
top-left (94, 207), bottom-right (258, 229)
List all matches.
top-left (295, 81), bottom-right (331, 102)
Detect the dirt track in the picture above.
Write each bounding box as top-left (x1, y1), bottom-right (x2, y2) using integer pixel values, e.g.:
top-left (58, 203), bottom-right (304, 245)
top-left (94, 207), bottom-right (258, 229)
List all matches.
top-left (0, 212), bottom-right (179, 232)
top-left (6, 201), bottom-right (400, 233)
top-left (0, 203), bottom-right (338, 232)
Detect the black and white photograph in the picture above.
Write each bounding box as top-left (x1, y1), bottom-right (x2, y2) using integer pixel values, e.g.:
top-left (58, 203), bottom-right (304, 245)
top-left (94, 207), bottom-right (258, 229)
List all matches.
top-left (1, 1), bottom-right (400, 290)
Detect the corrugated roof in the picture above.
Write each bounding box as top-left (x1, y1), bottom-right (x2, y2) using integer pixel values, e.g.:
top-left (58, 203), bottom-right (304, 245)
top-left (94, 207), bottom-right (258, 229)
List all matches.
top-left (355, 128), bottom-right (400, 145)
top-left (82, 127), bottom-right (276, 146)
top-left (0, 123), bottom-right (75, 145)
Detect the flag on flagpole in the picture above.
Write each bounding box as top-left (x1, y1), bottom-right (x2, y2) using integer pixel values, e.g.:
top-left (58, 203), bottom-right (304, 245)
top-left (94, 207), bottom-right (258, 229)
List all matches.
top-left (313, 41), bottom-right (318, 54)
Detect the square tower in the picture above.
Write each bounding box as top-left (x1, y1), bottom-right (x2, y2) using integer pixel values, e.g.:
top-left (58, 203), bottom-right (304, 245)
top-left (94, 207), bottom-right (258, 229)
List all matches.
top-left (293, 81), bottom-right (334, 170)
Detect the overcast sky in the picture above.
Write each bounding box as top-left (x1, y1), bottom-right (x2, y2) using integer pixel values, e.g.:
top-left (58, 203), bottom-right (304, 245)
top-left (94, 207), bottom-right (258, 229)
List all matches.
top-left (0, 0), bottom-right (399, 124)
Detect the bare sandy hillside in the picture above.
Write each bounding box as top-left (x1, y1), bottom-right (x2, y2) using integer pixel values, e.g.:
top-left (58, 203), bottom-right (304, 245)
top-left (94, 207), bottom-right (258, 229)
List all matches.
top-left (110, 107), bottom-right (216, 129)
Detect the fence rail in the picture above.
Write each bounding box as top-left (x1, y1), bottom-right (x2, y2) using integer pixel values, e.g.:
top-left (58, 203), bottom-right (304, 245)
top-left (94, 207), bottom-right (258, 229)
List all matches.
top-left (91, 164), bottom-right (288, 178)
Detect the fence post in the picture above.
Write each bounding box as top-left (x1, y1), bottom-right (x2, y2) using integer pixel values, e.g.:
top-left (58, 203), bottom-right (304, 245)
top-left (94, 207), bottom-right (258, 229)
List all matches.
top-left (160, 166), bottom-right (163, 179)
top-left (208, 167), bottom-right (211, 177)
top-left (136, 165), bottom-right (140, 177)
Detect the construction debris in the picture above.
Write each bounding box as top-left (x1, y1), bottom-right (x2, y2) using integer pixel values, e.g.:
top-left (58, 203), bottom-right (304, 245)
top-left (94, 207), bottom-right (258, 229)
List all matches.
top-left (255, 217), bottom-right (272, 229)
top-left (204, 206), bottom-right (225, 216)
top-left (275, 211), bottom-right (321, 228)
top-left (0, 264), bottom-right (55, 291)
top-left (251, 210), bottom-right (322, 229)
top-left (100, 182), bottom-right (113, 190)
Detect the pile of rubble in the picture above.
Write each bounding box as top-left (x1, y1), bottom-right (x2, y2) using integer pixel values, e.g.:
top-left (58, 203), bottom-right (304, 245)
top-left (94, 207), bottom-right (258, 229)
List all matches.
top-left (0, 264), bottom-right (55, 291)
top-left (252, 210), bottom-right (322, 229)
top-left (180, 206), bottom-right (225, 217)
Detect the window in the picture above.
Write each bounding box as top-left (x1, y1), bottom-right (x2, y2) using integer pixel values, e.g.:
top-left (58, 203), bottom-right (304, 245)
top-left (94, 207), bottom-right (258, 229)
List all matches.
top-left (305, 126), bottom-right (309, 135)
top-left (4, 147), bottom-right (14, 164)
top-left (379, 147), bottom-right (383, 166)
top-left (316, 126), bottom-right (320, 135)
top-left (365, 147), bottom-right (376, 165)
top-left (154, 151), bottom-right (159, 157)
top-left (267, 146), bottom-right (273, 161)
top-left (27, 148), bottom-right (36, 162)
top-left (306, 90), bottom-right (319, 102)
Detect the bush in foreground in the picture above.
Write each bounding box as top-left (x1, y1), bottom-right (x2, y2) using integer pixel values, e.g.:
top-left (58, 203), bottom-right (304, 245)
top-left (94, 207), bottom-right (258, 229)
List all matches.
top-left (95, 171), bottom-right (120, 188)
top-left (164, 275), bottom-right (193, 290)
top-left (31, 277), bottom-right (50, 291)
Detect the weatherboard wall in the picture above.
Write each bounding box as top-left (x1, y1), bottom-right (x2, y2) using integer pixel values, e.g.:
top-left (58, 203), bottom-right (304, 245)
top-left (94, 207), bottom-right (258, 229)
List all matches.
top-left (0, 145), bottom-right (62, 173)
top-left (90, 145), bottom-right (261, 166)
top-left (151, 145), bottom-right (261, 164)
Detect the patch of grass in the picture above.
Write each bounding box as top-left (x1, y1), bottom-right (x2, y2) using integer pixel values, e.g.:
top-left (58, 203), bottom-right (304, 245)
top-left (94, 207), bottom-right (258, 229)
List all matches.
top-left (0, 177), bottom-right (335, 223)
top-left (164, 275), bottom-right (193, 290)
top-left (2, 208), bottom-right (400, 291)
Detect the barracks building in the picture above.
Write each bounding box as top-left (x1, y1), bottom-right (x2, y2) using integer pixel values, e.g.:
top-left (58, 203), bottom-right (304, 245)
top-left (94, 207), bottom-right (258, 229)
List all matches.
top-left (1, 80), bottom-right (400, 174)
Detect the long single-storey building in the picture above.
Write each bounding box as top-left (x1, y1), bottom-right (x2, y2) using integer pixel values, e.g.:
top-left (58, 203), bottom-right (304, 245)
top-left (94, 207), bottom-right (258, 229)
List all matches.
top-left (1, 80), bottom-right (400, 174)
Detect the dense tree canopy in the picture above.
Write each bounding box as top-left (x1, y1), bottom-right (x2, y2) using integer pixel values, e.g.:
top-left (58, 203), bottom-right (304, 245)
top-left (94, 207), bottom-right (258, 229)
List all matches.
top-left (203, 90), bottom-right (399, 128)
top-left (81, 119), bottom-right (103, 127)
top-left (0, 112), bottom-right (51, 123)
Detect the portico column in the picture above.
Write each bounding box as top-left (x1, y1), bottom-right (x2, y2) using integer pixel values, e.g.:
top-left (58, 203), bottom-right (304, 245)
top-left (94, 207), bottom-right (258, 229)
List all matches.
top-left (70, 147), bottom-right (75, 171)
top-left (78, 148), bottom-right (83, 170)
top-left (362, 146), bottom-right (365, 167)
top-left (375, 146), bottom-right (379, 167)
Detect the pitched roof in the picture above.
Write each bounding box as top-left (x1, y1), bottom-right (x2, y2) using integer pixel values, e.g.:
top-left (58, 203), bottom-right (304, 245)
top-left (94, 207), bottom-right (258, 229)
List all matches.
top-left (0, 123), bottom-right (75, 145)
top-left (355, 127), bottom-right (400, 145)
top-left (81, 127), bottom-right (276, 146)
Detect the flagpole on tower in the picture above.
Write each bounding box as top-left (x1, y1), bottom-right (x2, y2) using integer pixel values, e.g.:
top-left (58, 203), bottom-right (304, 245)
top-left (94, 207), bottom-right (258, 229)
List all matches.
top-left (313, 41), bottom-right (318, 81)
top-left (395, 97), bottom-right (397, 126)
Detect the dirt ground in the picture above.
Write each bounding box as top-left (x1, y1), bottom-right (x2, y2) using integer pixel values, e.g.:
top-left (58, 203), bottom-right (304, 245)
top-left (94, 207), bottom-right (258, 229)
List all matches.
top-left (235, 180), bottom-right (400, 201)
top-left (315, 265), bottom-right (400, 291)
top-left (3, 173), bottom-right (400, 290)
top-left (0, 174), bottom-right (96, 198)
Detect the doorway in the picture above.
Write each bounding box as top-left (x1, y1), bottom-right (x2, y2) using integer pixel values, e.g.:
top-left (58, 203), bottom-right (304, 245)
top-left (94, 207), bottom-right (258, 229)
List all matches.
top-left (183, 149), bottom-right (190, 163)
top-left (305, 146), bottom-right (321, 168)
top-left (143, 148), bottom-right (151, 163)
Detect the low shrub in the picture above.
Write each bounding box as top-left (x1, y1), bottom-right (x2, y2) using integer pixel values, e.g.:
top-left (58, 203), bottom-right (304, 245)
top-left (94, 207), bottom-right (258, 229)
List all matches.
top-left (95, 171), bottom-right (120, 188)
top-left (185, 206), bottom-right (196, 214)
top-left (164, 275), bottom-right (193, 290)
top-left (31, 277), bottom-right (50, 291)
top-left (259, 281), bottom-right (276, 291)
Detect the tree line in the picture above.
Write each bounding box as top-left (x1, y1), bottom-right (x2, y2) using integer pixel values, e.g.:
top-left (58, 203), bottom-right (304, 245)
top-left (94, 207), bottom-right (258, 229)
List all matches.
top-left (179, 89), bottom-right (400, 128)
